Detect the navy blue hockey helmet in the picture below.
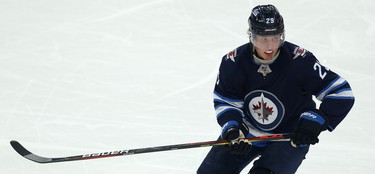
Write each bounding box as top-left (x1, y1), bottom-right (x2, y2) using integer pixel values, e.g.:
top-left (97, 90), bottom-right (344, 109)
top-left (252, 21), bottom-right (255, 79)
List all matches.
top-left (248, 4), bottom-right (285, 48)
top-left (248, 4), bottom-right (284, 36)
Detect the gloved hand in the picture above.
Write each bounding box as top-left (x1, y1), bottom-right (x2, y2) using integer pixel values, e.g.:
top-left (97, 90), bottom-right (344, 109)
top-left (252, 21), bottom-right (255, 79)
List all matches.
top-left (221, 121), bottom-right (252, 154)
top-left (291, 110), bottom-right (327, 147)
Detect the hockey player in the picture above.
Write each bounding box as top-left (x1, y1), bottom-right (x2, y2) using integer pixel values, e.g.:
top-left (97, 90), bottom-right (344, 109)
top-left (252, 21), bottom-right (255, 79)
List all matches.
top-left (197, 4), bottom-right (355, 174)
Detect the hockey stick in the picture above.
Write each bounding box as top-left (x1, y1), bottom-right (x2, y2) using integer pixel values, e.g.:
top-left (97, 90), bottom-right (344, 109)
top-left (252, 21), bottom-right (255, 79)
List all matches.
top-left (10, 133), bottom-right (291, 164)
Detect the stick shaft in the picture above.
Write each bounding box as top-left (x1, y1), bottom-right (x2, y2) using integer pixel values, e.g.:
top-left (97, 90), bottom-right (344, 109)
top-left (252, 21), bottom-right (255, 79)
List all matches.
top-left (10, 133), bottom-right (291, 164)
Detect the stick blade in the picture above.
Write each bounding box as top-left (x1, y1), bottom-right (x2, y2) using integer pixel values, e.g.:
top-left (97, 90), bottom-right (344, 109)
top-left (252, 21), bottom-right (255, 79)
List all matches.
top-left (10, 140), bottom-right (52, 164)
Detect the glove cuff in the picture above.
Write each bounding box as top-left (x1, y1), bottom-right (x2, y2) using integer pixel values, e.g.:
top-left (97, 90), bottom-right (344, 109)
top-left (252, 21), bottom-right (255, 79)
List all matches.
top-left (221, 121), bottom-right (249, 140)
top-left (300, 109), bottom-right (327, 128)
top-left (297, 109), bottom-right (327, 136)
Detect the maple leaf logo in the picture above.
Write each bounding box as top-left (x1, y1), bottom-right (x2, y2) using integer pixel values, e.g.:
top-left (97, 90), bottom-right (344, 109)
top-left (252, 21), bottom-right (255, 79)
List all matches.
top-left (252, 97), bottom-right (274, 123)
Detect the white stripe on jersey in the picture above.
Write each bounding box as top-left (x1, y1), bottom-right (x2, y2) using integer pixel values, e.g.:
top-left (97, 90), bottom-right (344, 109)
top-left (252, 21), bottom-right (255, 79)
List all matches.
top-left (316, 77), bottom-right (347, 101)
top-left (325, 89), bottom-right (354, 99)
top-left (215, 105), bottom-right (244, 118)
top-left (213, 92), bottom-right (244, 108)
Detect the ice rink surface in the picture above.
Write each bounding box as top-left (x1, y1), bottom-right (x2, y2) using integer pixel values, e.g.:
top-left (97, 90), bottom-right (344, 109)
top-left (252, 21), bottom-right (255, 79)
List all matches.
top-left (1, 0), bottom-right (374, 173)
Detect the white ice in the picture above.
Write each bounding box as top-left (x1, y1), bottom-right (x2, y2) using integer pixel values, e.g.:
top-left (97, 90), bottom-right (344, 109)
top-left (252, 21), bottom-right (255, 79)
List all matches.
top-left (1, 0), bottom-right (374, 173)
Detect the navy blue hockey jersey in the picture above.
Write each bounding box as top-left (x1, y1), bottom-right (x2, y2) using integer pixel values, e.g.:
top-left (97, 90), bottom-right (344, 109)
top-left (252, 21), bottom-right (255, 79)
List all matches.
top-left (214, 42), bottom-right (354, 138)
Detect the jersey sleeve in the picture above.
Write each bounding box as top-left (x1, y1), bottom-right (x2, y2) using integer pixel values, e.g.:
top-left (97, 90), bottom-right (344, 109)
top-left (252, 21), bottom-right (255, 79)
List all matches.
top-left (213, 52), bottom-right (245, 127)
top-left (296, 53), bottom-right (355, 131)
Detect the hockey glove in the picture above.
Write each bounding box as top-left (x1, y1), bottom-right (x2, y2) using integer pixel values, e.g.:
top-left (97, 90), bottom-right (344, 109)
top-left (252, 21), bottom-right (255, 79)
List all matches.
top-left (291, 110), bottom-right (327, 147)
top-left (221, 121), bottom-right (252, 154)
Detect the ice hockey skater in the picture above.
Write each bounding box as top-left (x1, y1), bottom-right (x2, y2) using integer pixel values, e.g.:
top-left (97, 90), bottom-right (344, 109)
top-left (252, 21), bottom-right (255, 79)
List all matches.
top-left (197, 4), bottom-right (355, 174)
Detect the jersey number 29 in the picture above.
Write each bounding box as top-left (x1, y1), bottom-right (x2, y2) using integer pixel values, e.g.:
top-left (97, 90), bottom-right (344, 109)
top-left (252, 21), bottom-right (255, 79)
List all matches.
top-left (313, 62), bottom-right (329, 79)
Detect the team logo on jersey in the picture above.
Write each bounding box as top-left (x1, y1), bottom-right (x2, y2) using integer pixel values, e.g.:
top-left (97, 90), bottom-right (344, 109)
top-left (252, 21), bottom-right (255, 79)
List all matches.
top-left (257, 64), bottom-right (272, 77)
top-left (293, 47), bottom-right (307, 59)
top-left (244, 90), bottom-right (285, 131)
top-left (225, 49), bottom-right (237, 62)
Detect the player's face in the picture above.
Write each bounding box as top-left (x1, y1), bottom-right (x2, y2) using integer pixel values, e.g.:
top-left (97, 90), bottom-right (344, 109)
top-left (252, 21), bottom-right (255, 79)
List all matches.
top-left (252, 34), bottom-right (284, 60)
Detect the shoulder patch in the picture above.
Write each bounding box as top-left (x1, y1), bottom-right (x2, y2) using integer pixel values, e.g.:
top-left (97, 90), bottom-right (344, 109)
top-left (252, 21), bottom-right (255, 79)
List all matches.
top-left (293, 47), bottom-right (308, 59)
top-left (225, 49), bottom-right (237, 62)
